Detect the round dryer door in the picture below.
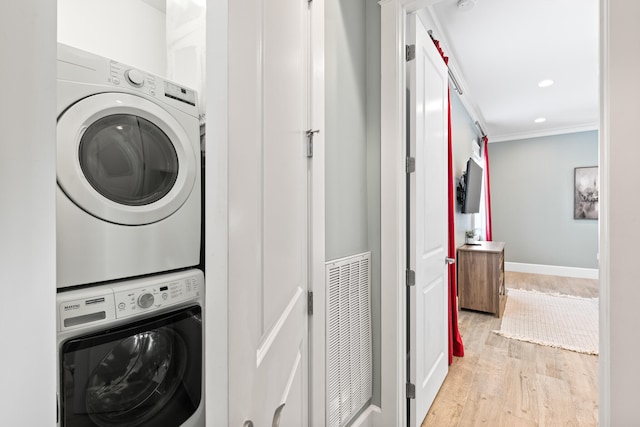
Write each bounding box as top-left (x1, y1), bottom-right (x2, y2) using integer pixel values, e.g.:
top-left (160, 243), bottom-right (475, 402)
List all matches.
top-left (57, 92), bottom-right (197, 225)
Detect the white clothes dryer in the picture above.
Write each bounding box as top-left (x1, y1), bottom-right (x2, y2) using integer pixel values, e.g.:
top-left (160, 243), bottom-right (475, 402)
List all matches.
top-left (57, 44), bottom-right (201, 288)
top-left (56, 269), bottom-right (205, 427)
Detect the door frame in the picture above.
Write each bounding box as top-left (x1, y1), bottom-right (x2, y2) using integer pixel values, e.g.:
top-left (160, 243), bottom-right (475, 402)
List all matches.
top-left (379, 1), bottom-right (435, 426)
top-left (308, 1), bottom-right (327, 426)
top-left (204, 1), bottom-right (229, 425)
top-left (380, 1), bottom-right (611, 427)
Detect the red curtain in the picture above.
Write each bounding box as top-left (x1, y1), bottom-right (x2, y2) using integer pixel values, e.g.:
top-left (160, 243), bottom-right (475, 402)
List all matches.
top-left (483, 136), bottom-right (493, 241)
top-left (431, 38), bottom-right (464, 363)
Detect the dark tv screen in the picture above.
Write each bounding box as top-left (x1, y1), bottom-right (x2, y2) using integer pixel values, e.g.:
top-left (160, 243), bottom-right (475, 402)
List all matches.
top-left (462, 157), bottom-right (484, 214)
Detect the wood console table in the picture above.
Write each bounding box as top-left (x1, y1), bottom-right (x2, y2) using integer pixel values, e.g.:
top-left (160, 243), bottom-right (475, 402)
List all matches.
top-left (457, 241), bottom-right (506, 317)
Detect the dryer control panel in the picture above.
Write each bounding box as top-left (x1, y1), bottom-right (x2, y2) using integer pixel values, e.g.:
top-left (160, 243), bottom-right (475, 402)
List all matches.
top-left (109, 61), bottom-right (158, 96)
top-left (108, 60), bottom-right (197, 107)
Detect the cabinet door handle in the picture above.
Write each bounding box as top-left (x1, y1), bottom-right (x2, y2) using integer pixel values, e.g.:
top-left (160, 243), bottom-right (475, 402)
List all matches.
top-left (272, 403), bottom-right (286, 427)
top-left (243, 421), bottom-right (254, 427)
top-left (446, 257), bottom-right (456, 265)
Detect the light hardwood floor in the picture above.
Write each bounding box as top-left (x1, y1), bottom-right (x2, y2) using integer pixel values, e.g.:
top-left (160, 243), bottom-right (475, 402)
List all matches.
top-left (422, 272), bottom-right (599, 426)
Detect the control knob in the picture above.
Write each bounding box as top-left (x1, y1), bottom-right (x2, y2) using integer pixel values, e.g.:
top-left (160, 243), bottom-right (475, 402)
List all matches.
top-left (137, 293), bottom-right (154, 309)
top-left (125, 69), bottom-right (145, 87)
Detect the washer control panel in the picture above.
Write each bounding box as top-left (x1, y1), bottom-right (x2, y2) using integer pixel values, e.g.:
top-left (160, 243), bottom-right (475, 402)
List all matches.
top-left (57, 270), bottom-right (203, 331)
top-left (114, 275), bottom-right (201, 319)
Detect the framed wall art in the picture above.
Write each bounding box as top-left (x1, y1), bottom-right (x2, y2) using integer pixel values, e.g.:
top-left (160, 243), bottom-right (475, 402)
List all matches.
top-left (574, 166), bottom-right (599, 220)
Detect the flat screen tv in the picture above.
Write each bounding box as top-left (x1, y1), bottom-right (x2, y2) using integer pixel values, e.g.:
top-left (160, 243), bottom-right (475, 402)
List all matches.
top-left (460, 157), bottom-right (484, 214)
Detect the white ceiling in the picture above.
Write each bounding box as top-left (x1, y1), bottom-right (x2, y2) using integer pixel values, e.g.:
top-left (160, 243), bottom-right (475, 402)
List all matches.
top-left (424, 0), bottom-right (599, 142)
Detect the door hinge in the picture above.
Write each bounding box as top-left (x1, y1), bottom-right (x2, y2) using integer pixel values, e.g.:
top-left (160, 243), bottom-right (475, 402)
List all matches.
top-left (406, 44), bottom-right (416, 62)
top-left (406, 382), bottom-right (416, 399)
top-left (406, 269), bottom-right (415, 287)
top-left (307, 291), bottom-right (313, 315)
top-left (406, 156), bottom-right (416, 174)
top-left (306, 129), bottom-right (320, 158)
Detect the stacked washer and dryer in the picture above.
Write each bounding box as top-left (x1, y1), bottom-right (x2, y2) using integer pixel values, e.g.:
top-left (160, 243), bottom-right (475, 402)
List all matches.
top-left (55, 44), bottom-right (205, 427)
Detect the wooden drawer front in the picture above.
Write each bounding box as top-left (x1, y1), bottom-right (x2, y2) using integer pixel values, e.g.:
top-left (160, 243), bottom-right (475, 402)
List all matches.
top-left (457, 243), bottom-right (505, 317)
top-left (458, 251), bottom-right (498, 314)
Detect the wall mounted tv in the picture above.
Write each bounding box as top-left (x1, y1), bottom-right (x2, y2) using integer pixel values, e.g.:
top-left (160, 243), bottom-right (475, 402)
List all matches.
top-left (458, 157), bottom-right (484, 214)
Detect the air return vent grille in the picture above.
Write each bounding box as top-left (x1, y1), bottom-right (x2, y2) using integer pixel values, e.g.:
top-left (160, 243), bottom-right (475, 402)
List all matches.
top-left (326, 252), bottom-right (372, 427)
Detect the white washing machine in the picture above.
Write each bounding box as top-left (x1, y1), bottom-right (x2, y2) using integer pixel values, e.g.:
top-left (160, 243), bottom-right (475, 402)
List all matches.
top-left (57, 43), bottom-right (201, 288)
top-left (56, 269), bottom-right (205, 427)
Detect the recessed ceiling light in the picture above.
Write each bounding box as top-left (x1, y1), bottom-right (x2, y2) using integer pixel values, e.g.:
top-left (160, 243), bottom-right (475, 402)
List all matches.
top-left (534, 117), bottom-right (546, 123)
top-left (538, 79), bottom-right (554, 88)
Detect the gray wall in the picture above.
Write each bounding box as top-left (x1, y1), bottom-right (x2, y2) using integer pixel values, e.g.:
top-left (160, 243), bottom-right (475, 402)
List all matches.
top-left (450, 92), bottom-right (482, 249)
top-left (489, 131), bottom-right (598, 268)
top-left (325, 0), bottom-right (381, 407)
top-left (326, 0), bottom-right (368, 259)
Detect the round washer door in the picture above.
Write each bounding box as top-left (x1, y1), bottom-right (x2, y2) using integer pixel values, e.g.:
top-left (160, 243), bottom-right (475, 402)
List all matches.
top-left (57, 92), bottom-right (197, 225)
top-left (60, 305), bottom-right (203, 427)
top-left (85, 328), bottom-right (187, 427)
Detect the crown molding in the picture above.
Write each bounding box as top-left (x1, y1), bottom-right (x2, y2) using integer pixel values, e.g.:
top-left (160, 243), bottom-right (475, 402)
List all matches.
top-left (489, 122), bottom-right (599, 143)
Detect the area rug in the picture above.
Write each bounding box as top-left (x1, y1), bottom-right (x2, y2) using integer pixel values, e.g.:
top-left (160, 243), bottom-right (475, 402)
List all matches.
top-left (494, 288), bottom-right (599, 355)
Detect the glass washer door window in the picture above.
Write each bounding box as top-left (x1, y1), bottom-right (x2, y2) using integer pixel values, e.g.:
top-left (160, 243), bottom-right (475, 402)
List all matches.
top-left (57, 92), bottom-right (197, 226)
top-left (60, 306), bottom-right (203, 427)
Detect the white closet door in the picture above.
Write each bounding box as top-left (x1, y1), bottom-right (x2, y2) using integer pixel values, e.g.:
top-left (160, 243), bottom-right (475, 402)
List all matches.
top-left (228, 0), bottom-right (312, 426)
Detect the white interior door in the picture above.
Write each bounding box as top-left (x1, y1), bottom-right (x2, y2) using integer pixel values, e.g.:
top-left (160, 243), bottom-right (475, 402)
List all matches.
top-left (406, 13), bottom-right (449, 427)
top-left (228, 0), bottom-right (311, 425)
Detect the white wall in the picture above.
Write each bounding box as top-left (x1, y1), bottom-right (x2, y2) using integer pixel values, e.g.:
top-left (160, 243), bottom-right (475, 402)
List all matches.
top-left (0, 1), bottom-right (57, 425)
top-left (59, 0), bottom-right (206, 116)
top-left (58, 0), bottom-right (167, 77)
top-left (601, 0), bottom-right (640, 424)
top-left (166, 0), bottom-right (206, 116)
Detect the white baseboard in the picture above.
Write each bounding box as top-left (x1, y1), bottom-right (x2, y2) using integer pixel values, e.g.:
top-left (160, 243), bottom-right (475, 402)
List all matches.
top-left (505, 262), bottom-right (599, 279)
top-left (348, 404), bottom-right (381, 427)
